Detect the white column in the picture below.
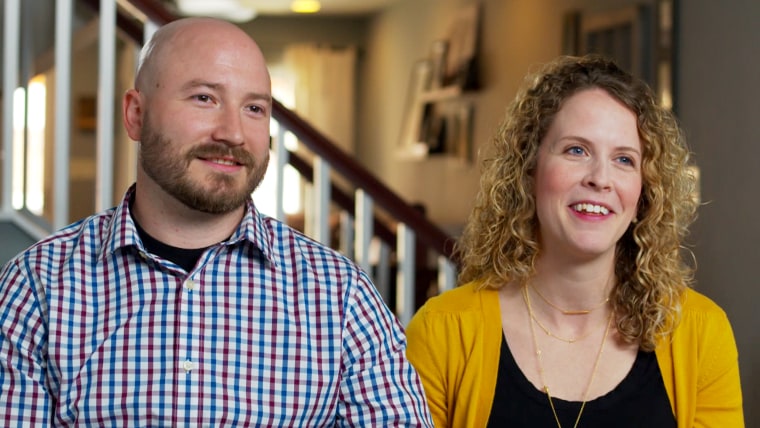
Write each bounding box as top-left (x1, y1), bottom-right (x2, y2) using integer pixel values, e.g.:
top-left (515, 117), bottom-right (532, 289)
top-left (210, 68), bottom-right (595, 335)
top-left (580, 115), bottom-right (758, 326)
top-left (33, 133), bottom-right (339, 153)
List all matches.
top-left (53, 0), bottom-right (73, 229)
top-left (96, 0), bottom-right (116, 210)
top-left (1, 0), bottom-right (20, 214)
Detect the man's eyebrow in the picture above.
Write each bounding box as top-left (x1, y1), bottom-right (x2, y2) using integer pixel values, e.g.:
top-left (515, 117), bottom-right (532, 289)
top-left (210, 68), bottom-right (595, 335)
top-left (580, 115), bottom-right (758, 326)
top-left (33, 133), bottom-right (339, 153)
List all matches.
top-left (247, 92), bottom-right (273, 104)
top-left (179, 79), bottom-right (272, 103)
top-left (180, 79), bottom-right (220, 92)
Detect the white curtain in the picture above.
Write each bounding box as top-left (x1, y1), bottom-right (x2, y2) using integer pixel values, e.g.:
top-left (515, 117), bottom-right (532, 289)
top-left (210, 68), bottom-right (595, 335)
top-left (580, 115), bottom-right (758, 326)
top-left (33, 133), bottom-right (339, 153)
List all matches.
top-left (281, 44), bottom-right (357, 240)
top-left (283, 44), bottom-right (357, 154)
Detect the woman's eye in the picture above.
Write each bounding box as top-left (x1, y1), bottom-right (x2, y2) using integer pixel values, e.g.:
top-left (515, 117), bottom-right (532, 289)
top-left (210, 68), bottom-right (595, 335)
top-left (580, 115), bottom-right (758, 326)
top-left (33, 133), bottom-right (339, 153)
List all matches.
top-left (617, 155), bottom-right (635, 166)
top-left (567, 146), bottom-right (585, 156)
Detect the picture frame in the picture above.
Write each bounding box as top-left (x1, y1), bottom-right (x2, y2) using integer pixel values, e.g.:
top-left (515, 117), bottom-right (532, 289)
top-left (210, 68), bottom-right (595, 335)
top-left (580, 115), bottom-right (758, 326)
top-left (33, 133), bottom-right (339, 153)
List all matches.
top-left (398, 59), bottom-right (434, 158)
top-left (397, 3), bottom-right (481, 160)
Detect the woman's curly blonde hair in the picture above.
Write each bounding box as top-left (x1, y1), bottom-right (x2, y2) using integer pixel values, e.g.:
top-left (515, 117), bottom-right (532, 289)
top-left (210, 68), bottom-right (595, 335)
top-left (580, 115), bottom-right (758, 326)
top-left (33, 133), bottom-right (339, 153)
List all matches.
top-left (456, 55), bottom-right (698, 350)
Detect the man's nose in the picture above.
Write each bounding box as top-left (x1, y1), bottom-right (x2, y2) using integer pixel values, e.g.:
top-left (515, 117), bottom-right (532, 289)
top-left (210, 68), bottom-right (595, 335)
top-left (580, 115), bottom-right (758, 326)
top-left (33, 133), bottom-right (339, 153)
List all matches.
top-left (211, 107), bottom-right (245, 146)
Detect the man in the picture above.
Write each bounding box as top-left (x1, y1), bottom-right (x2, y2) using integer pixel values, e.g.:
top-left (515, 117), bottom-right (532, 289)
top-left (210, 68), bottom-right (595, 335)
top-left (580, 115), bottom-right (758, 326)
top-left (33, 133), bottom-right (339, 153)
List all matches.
top-left (0, 18), bottom-right (432, 426)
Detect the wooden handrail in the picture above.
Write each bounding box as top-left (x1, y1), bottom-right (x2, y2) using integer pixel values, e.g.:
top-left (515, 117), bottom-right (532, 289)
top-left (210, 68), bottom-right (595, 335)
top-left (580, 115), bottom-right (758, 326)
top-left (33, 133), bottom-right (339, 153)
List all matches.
top-left (124, 0), bottom-right (177, 26)
top-left (81, 0), bottom-right (457, 264)
top-left (79, 0), bottom-right (165, 43)
top-left (271, 98), bottom-right (456, 260)
top-left (288, 151), bottom-right (397, 248)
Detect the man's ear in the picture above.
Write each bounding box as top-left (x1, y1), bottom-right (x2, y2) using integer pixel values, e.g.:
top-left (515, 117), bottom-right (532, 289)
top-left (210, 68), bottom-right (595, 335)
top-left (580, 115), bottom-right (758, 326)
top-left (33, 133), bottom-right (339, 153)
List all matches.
top-left (123, 89), bottom-right (144, 141)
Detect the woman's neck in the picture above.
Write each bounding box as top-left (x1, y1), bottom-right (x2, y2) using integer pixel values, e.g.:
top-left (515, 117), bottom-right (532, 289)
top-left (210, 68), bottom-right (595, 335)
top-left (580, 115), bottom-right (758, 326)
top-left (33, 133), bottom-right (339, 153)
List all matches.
top-left (529, 252), bottom-right (616, 316)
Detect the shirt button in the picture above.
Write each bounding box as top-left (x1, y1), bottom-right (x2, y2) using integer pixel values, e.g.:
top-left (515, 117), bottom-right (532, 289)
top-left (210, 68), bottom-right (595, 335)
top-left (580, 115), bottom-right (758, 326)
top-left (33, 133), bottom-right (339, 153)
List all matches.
top-left (183, 360), bottom-right (194, 372)
top-left (185, 280), bottom-right (196, 291)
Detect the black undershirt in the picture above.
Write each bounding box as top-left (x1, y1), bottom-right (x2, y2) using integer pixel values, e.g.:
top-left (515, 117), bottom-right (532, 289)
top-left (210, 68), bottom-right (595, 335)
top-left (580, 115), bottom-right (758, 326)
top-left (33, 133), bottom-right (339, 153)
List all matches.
top-left (132, 217), bottom-right (208, 272)
top-left (486, 335), bottom-right (676, 427)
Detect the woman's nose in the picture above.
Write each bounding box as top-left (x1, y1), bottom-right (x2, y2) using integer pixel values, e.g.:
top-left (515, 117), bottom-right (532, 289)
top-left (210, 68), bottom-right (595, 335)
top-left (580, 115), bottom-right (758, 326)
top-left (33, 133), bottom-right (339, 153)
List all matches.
top-left (583, 160), bottom-right (612, 191)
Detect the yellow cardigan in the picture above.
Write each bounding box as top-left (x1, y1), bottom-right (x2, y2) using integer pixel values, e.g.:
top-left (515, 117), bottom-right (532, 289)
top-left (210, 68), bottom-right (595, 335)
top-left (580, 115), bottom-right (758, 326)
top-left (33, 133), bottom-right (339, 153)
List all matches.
top-left (405, 281), bottom-right (744, 427)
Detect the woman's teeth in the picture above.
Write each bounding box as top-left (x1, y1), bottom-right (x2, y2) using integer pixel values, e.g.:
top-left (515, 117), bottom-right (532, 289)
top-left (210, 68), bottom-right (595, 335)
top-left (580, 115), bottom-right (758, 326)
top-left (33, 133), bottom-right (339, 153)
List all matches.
top-left (573, 203), bottom-right (609, 215)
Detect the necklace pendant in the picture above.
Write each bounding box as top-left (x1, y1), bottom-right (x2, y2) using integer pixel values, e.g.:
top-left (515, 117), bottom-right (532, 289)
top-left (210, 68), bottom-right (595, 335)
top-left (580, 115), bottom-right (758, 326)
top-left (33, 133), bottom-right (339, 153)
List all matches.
top-left (562, 309), bottom-right (591, 315)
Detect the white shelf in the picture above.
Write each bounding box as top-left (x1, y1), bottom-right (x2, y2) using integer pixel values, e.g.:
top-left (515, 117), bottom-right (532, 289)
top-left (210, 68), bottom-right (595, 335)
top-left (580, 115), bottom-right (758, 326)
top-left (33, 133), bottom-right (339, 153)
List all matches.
top-left (417, 85), bottom-right (462, 103)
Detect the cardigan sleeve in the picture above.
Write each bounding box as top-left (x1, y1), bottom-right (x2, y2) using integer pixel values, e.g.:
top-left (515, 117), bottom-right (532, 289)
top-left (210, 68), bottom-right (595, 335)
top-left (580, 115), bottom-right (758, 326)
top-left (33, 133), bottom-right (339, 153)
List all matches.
top-left (692, 304), bottom-right (744, 427)
top-left (659, 289), bottom-right (744, 427)
top-left (405, 283), bottom-right (504, 428)
top-left (406, 306), bottom-right (450, 428)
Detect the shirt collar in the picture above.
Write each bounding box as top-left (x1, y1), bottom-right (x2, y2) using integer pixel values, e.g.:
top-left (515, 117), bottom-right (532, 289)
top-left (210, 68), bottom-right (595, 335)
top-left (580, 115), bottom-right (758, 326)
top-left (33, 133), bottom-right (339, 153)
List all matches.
top-left (100, 184), bottom-right (277, 266)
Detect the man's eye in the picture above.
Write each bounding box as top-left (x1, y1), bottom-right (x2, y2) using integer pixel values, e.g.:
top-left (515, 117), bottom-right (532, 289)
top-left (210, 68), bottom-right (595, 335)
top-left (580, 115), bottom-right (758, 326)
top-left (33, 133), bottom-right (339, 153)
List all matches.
top-left (194, 94), bottom-right (212, 103)
top-left (246, 105), bottom-right (266, 115)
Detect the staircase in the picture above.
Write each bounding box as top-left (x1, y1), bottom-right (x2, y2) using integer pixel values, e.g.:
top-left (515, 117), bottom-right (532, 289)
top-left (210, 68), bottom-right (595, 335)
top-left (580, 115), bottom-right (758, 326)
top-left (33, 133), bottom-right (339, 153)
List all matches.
top-left (0, 0), bottom-right (458, 324)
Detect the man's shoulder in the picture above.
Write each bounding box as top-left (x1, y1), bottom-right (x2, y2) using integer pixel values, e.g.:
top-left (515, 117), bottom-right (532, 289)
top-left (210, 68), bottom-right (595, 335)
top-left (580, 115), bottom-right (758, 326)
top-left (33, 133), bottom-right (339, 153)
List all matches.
top-left (259, 215), bottom-right (361, 271)
top-left (10, 208), bottom-right (117, 267)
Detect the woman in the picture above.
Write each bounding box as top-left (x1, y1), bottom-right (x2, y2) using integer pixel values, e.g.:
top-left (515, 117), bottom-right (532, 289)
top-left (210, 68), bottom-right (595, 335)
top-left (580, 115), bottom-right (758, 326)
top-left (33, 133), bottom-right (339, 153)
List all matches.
top-left (405, 55), bottom-right (743, 427)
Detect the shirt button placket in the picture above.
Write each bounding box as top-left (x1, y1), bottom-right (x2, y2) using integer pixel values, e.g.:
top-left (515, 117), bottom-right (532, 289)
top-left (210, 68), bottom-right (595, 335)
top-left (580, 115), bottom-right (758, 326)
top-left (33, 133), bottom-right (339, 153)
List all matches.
top-left (179, 278), bottom-right (199, 379)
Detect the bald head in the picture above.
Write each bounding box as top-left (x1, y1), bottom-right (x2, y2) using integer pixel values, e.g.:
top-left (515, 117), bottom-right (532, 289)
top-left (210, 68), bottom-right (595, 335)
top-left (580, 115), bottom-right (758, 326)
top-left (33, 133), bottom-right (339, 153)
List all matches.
top-left (122, 16), bottom-right (273, 225)
top-left (135, 18), bottom-right (269, 95)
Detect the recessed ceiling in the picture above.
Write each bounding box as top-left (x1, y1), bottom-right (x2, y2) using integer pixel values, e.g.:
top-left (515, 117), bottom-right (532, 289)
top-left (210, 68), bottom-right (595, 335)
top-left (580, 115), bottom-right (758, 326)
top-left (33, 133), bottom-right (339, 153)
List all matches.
top-left (263, 0), bottom-right (400, 15)
top-left (170, 0), bottom-right (401, 18)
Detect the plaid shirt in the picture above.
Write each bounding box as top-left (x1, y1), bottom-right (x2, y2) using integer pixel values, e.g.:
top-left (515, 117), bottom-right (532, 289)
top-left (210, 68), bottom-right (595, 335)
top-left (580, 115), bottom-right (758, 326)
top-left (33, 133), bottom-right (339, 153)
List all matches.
top-left (0, 186), bottom-right (433, 427)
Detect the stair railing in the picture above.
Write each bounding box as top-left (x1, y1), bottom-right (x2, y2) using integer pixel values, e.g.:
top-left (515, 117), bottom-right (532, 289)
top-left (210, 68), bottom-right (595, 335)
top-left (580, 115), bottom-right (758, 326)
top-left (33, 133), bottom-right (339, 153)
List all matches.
top-left (1, 0), bottom-right (458, 323)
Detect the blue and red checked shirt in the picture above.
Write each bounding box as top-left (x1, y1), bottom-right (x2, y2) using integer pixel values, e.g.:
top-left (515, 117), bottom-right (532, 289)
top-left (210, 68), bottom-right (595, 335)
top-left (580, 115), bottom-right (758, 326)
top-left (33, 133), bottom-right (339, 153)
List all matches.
top-left (0, 186), bottom-right (433, 427)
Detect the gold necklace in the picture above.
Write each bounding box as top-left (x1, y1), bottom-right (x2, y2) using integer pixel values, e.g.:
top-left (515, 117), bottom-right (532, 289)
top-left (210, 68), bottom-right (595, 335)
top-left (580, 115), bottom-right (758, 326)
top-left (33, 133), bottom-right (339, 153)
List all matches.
top-left (523, 286), bottom-right (613, 428)
top-left (530, 283), bottom-right (609, 315)
top-left (527, 310), bottom-right (597, 344)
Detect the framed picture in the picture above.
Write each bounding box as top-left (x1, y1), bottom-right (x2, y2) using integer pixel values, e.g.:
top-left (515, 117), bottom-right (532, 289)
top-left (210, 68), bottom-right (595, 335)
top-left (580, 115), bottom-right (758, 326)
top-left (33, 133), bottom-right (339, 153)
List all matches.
top-left (444, 3), bottom-right (480, 90)
top-left (398, 4), bottom-right (480, 160)
top-left (398, 60), bottom-right (434, 158)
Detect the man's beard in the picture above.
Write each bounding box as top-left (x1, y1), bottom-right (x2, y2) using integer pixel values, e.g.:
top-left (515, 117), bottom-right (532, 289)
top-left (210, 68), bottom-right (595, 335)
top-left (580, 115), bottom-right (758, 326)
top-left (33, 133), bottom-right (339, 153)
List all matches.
top-left (139, 119), bottom-right (269, 214)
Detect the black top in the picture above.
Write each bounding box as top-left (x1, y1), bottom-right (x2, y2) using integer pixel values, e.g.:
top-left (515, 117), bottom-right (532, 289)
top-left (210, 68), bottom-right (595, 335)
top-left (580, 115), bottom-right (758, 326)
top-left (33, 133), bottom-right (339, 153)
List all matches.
top-left (133, 216), bottom-right (207, 272)
top-left (486, 335), bottom-right (676, 427)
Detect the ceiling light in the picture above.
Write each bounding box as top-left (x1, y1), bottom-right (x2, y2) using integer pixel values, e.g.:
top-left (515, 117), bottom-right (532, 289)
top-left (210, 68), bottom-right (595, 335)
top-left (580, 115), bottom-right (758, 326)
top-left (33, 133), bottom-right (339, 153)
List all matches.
top-left (175, 0), bottom-right (257, 23)
top-left (291, 0), bottom-right (321, 14)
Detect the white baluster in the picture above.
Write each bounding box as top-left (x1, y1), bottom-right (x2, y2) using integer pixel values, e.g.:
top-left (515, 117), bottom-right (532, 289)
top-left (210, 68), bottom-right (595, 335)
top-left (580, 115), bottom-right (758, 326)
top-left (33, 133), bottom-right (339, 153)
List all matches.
top-left (354, 189), bottom-right (373, 273)
top-left (437, 255), bottom-right (457, 294)
top-left (395, 223), bottom-right (416, 325)
top-left (274, 127), bottom-right (289, 222)
top-left (313, 157), bottom-right (330, 245)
